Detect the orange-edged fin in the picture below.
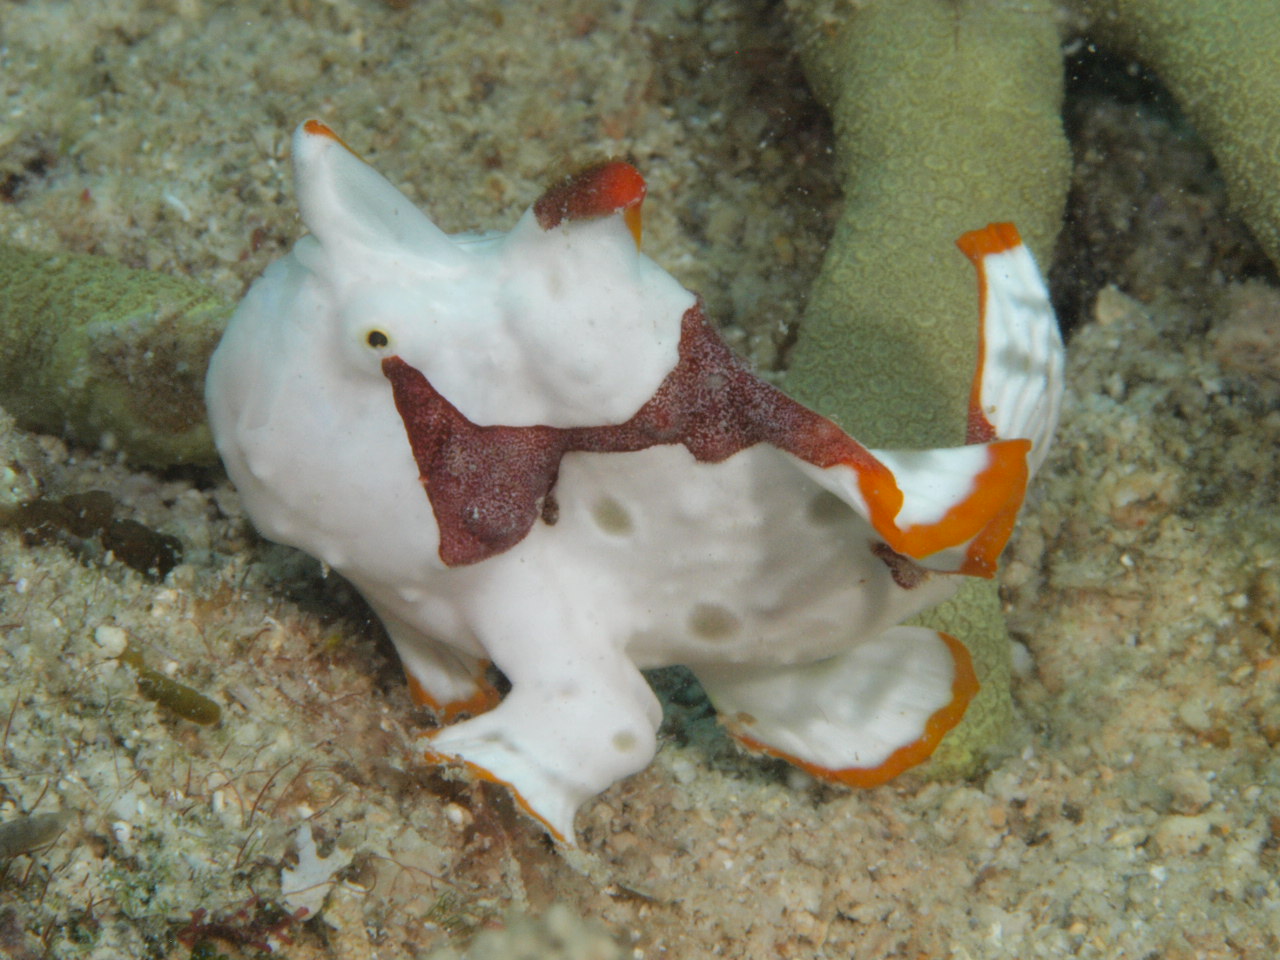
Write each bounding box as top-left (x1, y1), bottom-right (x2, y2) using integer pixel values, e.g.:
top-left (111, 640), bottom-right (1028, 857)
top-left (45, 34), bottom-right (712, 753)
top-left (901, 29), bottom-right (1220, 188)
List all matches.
top-left (956, 222), bottom-right (1065, 475)
top-left (406, 671), bottom-right (501, 723)
top-left (300, 118), bottom-right (352, 151)
top-left (789, 219), bottom-right (1057, 576)
top-left (728, 632), bottom-right (978, 788)
top-left (421, 747), bottom-right (568, 845)
top-left (957, 223), bottom-right (1022, 444)
top-left (956, 221), bottom-right (1023, 263)
top-left (853, 439), bottom-right (1030, 577)
top-left (532, 161), bottom-right (646, 247)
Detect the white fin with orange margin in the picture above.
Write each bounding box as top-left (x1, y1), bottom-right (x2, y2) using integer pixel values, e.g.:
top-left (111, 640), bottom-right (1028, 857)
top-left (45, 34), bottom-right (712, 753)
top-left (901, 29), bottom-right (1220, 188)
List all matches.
top-left (377, 614), bottom-right (500, 721)
top-left (791, 438), bottom-right (1029, 577)
top-left (957, 222), bottom-right (1064, 475)
top-left (789, 222), bottom-right (1062, 577)
top-left (420, 626), bottom-right (663, 845)
top-left (694, 627), bottom-right (978, 786)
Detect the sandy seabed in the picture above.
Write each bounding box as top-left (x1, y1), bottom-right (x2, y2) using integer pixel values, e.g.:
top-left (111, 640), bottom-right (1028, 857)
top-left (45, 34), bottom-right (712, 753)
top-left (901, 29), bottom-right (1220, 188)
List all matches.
top-left (1, 2), bottom-right (1278, 957)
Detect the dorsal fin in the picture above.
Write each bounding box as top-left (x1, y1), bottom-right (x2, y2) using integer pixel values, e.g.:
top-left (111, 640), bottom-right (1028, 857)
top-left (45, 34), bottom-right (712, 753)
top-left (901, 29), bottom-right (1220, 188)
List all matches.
top-left (532, 161), bottom-right (646, 247)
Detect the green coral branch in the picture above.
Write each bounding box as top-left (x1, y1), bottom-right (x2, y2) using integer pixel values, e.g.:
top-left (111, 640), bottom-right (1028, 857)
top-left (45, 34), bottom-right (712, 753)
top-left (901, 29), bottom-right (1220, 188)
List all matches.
top-left (0, 242), bottom-right (227, 468)
top-left (783, 0), bottom-right (1071, 776)
top-left (783, 0), bottom-right (1069, 444)
top-left (1077, 0), bottom-right (1280, 268)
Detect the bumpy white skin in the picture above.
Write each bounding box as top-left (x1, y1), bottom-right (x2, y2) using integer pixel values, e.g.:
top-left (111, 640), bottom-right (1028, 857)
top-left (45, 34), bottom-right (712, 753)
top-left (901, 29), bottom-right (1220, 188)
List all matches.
top-left (206, 122), bottom-right (1063, 842)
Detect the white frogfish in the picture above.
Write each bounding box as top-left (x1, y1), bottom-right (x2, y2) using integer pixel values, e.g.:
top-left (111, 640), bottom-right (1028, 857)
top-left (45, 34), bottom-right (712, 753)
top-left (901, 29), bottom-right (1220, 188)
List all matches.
top-left (205, 120), bottom-right (1063, 843)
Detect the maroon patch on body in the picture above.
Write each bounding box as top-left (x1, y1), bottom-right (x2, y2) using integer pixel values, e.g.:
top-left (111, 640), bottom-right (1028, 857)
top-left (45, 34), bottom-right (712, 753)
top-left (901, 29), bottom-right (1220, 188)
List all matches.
top-left (871, 541), bottom-right (929, 590)
top-left (966, 406), bottom-right (997, 444)
top-left (382, 304), bottom-right (886, 567)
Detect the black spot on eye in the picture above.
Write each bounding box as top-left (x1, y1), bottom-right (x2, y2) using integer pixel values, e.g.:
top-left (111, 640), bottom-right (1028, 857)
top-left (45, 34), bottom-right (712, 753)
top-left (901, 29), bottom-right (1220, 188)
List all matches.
top-left (366, 330), bottom-right (389, 349)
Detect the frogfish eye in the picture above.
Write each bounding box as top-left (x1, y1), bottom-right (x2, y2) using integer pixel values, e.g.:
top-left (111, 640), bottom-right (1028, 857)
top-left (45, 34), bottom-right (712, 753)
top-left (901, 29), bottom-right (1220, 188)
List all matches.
top-left (366, 329), bottom-right (390, 349)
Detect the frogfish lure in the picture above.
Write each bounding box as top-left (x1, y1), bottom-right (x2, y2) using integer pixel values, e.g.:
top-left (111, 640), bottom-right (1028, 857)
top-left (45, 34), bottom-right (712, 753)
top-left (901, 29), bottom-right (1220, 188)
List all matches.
top-left (205, 120), bottom-right (1063, 843)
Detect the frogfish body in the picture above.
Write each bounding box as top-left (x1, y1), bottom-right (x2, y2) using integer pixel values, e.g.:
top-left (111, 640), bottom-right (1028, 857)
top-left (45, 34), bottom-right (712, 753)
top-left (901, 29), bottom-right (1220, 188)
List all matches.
top-left (205, 120), bottom-right (1063, 842)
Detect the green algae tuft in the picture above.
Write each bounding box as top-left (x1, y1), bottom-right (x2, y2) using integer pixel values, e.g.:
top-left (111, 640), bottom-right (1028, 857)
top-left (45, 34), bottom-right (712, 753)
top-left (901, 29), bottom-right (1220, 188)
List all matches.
top-left (119, 643), bottom-right (222, 726)
top-left (0, 488), bottom-right (182, 579)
